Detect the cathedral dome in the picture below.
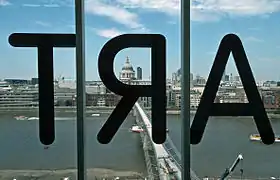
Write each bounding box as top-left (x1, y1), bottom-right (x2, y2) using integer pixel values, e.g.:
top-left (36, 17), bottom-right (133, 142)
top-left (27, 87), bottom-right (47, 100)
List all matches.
top-left (122, 57), bottom-right (134, 72)
top-left (119, 56), bottom-right (136, 81)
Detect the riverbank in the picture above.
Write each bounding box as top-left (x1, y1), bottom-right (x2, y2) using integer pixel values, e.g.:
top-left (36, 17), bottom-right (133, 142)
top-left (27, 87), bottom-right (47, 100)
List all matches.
top-left (1, 106), bottom-right (280, 119)
top-left (0, 168), bottom-right (145, 180)
top-left (0, 107), bottom-right (116, 116)
top-left (0, 106), bottom-right (115, 112)
top-left (0, 106), bottom-right (182, 115)
top-left (165, 110), bottom-right (280, 119)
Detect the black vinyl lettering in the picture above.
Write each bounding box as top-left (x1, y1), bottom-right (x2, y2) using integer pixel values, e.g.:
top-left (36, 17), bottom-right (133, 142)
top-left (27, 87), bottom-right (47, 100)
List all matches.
top-left (98, 34), bottom-right (166, 144)
top-left (190, 34), bottom-right (275, 145)
top-left (8, 33), bottom-right (76, 145)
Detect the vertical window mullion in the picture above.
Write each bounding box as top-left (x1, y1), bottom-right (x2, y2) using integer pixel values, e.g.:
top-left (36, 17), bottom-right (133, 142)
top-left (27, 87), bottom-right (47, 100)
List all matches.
top-left (181, 0), bottom-right (191, 179)
top-left (75, 0), bottom-right (86, 180)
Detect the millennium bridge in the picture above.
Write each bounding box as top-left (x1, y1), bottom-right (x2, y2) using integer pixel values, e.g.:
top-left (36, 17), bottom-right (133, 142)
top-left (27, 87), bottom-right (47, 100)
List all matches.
top-left (133, 102), bottom-right (200, 180)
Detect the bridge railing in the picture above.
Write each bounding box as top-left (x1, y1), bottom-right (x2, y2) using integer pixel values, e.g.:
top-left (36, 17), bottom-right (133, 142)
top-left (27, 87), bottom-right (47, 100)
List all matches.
top-left (142, 104), bottom-right (201, 180)
top-left (134, 103), bottom-right (163, 180)
top-left (144, 110), bottom-right (182, 169)
top-left (163, 135), bottom-right (182, 169)
top-left (163, 135), bottom-right (200, 180)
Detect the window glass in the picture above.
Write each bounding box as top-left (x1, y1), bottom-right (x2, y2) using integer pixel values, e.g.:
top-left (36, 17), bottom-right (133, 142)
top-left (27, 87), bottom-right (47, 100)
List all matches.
top-left (0, 0), bottom-right (77, 179)
top-left (83, 0), bottom-right (181, 179)
top-left (3, 0), bottom-right (184, 179)
top-left (190, 1), bottom-right (280, 179)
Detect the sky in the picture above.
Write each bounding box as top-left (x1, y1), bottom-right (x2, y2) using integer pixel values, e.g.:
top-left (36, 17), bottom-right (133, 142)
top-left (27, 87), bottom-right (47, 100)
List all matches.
top-left (0, 0), bottom-right (280, 81)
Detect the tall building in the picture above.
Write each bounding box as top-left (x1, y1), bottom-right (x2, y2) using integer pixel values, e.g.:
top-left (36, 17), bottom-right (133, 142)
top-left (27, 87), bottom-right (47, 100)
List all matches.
top-left (222, 71), bottom-right (226, 81)
top-left (31, 78), bottom-right (39, 85)
top-left (177, 68), bottom-right (181, 83)
top-left (194, 75), bottom-right (206, 86)
top-left (225, 75), bottom-right (230, 82)
top-left (190, 73), bottom-right (193, 88)
top-left (172, 72), bottom-right (177, 85)
top-left (137, 67), bottom-right (142, 80)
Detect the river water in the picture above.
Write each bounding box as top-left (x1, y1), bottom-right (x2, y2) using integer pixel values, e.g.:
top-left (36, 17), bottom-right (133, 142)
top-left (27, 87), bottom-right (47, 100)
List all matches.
top-left (0, 113), bottom-right (280, 179)
top-left (169, 115), bottom-right (280, 179)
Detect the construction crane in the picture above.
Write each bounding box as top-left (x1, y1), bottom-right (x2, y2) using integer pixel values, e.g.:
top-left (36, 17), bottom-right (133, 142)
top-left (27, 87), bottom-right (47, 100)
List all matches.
top-left (220, 154), bottom-right (244, 180)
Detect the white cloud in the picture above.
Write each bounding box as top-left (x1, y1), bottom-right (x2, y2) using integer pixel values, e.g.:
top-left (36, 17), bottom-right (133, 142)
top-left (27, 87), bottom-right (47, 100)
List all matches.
top-left (244, 36), bottom-right (263, 42)
top-left (43, 4), bottom-right (60, 7)
top-left (167, 20), bottom-right (178, 25)
top-left (85, 0), bottom-right (144, 29)
top-left (191, 0), bottom-right (280, 21)
top-left (94, 28), bottom-right (124, 38)
top-left (248, 27), bottom-right (261, 31)
top-left (22, 4), bottom-right (60, 8)
top-left (93, 27), bottom-right (149, 38)
top-left (108, 0), bottom-right (280, 21)
top-left (255, 57), bottom-right (277, 62)
top-left (35, 21), bottom-right (52, 27)
top-left (45, 0), bottom-right (74, 7)
top-left (22, 4), bottom-right (41, 7)
top-left (0, 0), bottom-right (10, 6)
top-left (191, 9), bottom-right (221, 21)
top-left (27, 0), bottom-right (280, 23)
top-left (116, 0), bottom-right (180, 15)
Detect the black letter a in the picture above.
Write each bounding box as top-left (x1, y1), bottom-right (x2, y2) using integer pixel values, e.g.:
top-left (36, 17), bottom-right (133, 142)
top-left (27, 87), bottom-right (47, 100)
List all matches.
top-left (190, 34), bottom-right (275, 145)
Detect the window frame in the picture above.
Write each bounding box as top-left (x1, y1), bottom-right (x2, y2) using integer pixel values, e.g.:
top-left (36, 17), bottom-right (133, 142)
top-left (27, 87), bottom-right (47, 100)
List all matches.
top-left (74, 0), bottom-right (191, 179)
top-left (181, 0), bottom-right (191, 180)
top-left (75, 0), bottom-right (86, 179)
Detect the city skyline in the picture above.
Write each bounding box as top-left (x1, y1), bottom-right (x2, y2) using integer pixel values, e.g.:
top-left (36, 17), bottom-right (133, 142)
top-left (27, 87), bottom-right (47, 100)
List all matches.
top-left (1, 0), bottom-right (280, 80)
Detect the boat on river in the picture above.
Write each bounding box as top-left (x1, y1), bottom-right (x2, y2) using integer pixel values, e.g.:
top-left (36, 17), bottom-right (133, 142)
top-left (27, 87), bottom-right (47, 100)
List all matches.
top-left (130, 125), bottom-right (144, 133)
top-left (14, 116), bottom-right (39, 121)
top-left (28, 117), bottom-right (39, 120)
top-left (130, 125), bottom-right (169, 133)
top-left (250, 134), bottom-right (280, 142)
top-left (14, 116), bottom-right (28, 120)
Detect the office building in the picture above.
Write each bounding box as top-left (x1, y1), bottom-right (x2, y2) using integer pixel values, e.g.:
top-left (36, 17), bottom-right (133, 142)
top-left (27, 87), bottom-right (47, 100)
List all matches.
top-left (137, 67), bottom-right (142, 80)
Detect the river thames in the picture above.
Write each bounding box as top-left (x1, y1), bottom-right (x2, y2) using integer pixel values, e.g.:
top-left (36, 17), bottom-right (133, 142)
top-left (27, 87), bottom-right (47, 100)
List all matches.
top-left (0, 113), bottom-right (280, 179)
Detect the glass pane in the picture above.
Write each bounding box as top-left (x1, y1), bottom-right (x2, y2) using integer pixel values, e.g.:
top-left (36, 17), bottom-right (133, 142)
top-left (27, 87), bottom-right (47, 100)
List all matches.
top-left (0, 1), bottom-right (77, 179)
top-left (191, 1), bottom-right (280, 179)
top-left (84, 0), bottom-right (181, 179)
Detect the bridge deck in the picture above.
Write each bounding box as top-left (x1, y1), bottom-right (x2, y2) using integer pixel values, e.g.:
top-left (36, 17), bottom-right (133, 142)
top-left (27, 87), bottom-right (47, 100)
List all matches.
top-left (135, 102), bottom-right (183, 180)
top-left (135, 102), bottom-right (201, 180)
